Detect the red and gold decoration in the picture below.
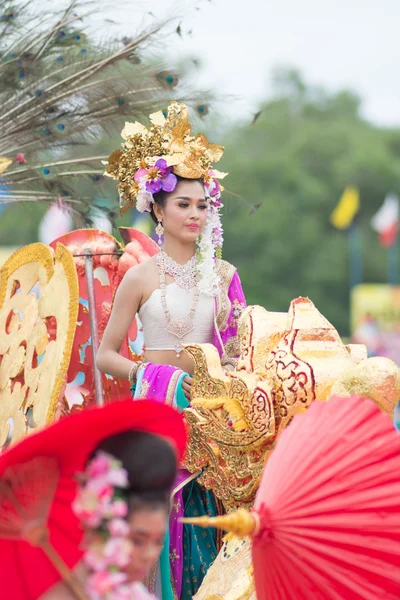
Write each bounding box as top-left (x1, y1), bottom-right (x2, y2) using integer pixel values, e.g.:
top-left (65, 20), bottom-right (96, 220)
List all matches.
top-left (49, 228), bottom-right (159, 411)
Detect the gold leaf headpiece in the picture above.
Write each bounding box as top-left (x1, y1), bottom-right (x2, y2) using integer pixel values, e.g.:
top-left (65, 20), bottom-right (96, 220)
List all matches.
top-left (104, 102), bottom-right (227, 215)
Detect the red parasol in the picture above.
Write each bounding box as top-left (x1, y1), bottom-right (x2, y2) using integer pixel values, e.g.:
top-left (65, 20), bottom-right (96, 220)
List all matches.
top-left (0, 399), bottom-right (186, 599)
top-left (185, 395), bottom-right (400, 599)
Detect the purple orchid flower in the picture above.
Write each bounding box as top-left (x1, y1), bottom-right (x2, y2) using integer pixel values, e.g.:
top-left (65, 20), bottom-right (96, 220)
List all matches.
top-left (134, 158), bottom-right (177, 194)
top-left (204, 176), bottom-right (222, 208)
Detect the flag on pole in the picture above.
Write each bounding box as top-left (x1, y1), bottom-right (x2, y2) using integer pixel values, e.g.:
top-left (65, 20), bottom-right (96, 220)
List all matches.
top-left (330, 186), bottom-right (360, 230)
top-left (371, 193), bottom-right (399, 248)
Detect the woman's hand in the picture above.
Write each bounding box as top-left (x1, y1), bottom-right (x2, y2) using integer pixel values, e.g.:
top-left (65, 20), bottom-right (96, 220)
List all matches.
top-left (182, 376), bottom-right (192, 401)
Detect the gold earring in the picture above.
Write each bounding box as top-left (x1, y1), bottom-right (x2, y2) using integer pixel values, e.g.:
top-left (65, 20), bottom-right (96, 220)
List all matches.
top-left (155, 220), bottom-right (164, 245)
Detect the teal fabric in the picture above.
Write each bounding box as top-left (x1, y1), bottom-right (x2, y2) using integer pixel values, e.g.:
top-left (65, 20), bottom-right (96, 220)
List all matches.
top-left (159, 529), bottom-right (174, 600)
top-left (176, 373), bottom-right (190, 411)
top-left (156, 374), bottom-right (189, 600)
top-left (180, 477), bottom-right (220, 600)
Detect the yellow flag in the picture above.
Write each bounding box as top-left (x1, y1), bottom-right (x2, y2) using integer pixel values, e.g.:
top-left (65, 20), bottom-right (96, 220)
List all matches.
top-left (0, 156), bottom-right (12, 175)
top-left (330, 186), bottom-right (360, 230)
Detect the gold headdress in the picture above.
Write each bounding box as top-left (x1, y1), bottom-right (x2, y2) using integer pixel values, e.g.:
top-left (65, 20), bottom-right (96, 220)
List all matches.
top-left (105, 102), bottom-right (227, 215)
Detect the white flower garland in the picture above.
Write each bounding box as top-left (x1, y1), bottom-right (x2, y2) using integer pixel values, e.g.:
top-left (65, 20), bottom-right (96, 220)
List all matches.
top-left (196, 202), bottom-right (222, 297)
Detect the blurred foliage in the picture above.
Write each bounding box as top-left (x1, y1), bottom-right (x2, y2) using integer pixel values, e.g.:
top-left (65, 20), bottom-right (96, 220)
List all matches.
top-left (3, 68), bottom-right (400, 335)
top-left (219, 69), bottom-right (400, 335)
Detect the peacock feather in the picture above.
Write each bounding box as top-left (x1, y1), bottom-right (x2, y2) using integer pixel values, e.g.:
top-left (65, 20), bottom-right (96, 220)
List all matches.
top-left (0, 0), bottom-right (211, 223)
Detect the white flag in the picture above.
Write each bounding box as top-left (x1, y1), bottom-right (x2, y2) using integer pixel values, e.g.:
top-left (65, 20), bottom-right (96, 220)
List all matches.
top-left (371, 193), bottom-right (399, 247)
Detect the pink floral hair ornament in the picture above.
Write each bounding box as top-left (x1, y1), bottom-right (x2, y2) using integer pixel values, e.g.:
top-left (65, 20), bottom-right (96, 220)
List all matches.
top-left (72, 451), bottom-right (156, 600)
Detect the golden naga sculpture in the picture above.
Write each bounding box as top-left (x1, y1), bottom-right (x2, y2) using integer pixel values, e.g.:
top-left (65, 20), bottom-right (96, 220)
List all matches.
top-left (184, 297), bottom-right (400, 600)
top-left (0, 243), bottom-right (78, 448)
top-left (184, 297), bottom-right (399, 512)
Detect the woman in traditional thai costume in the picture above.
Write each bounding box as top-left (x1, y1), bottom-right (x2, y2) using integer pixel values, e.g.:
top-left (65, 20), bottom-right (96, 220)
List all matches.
top-left (96, 102), bottom-right (247, 600)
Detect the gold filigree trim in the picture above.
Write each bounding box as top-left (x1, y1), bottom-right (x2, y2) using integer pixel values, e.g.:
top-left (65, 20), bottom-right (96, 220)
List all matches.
top-left (138, 378), bottom-right (150, 398)
top-left (216, 260), bottom-right (236, 333)
top-left (144, 564), bottom-right (158, 595)
top-left (166, 369), bottom-right (184, 407)
top-left (231, 300), bottom-right (246, 330)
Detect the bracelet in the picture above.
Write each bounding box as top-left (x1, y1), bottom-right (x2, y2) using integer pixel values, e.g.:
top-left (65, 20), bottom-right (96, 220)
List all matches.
top-left (128, 362), bottom-right (141, 385)
top-left (221, 354), bottom-right (238, 369)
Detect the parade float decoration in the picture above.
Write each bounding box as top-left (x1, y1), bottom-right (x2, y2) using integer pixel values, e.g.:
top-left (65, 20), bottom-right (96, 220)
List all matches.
top-left (1, 230), bottom-right (399, 600)
top-left (184, 298), bottom-right (400, 600)
top-left (0, 229), bottom-right (158, 447)
top-left (49, 228), bottom-right (159, 411)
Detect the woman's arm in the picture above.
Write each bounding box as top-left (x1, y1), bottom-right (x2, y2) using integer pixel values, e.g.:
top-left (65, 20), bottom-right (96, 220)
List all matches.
top-left (96, 266), bottom-right (143, 379)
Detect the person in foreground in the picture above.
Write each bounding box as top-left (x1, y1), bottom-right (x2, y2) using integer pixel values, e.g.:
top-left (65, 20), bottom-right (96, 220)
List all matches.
top-left (0, 400), bottom-right (186, 600)
top-left (96, 102), bottom-right (247, 599)
top-left (42, 431), bottom-right (176, 600)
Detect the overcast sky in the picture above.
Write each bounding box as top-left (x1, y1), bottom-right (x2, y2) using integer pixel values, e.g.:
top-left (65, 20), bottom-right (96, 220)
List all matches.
top-left (131, 0), bottom-right (400, 127)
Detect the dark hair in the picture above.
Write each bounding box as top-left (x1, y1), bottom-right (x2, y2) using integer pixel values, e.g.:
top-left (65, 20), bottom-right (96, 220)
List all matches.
top-left (150, 175), bottom-right (204, 223)
top-left (94, 430), bottom-right (177, 514)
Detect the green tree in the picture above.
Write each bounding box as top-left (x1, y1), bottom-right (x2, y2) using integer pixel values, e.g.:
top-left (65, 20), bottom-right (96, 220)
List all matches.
top-left (220, 69), bottom-right (400, 335)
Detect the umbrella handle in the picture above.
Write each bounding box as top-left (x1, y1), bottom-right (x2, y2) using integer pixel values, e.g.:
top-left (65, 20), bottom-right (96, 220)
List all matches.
top-left (180, 508), bottom-right (259, 537)
top-left (40, 538), bottom-right (89, 600)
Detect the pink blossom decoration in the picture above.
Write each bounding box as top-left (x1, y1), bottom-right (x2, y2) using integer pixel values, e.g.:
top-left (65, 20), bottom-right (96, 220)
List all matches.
top-left (103, 537), bottom-right (134, 568)
top-left (87, 453), bottom-right (112, 478)
top-left (72, 451), bottom-right (140, 599)
top-left (108, 518), bottom-right (130, 537)
top-left (111, 499), bottom-right (129, 518)
top-left (136, 189), bottom-right (154, 213)
top-left (107, 466), bottom-right (129, 488)
top-left (16, 153), bottom-right (26, 164)
top-left (86, 571), bottom-right (128, 596)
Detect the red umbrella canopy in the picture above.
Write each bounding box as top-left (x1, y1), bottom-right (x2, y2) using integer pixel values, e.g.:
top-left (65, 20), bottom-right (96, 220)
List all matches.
top-left (252, 395), bottom-right (400, 600)
top-left (0, 399), bottom-right (186, 599)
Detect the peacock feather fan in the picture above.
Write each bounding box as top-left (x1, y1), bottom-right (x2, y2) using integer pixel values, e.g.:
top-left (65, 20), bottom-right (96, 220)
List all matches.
top-left (0, 0), bottom-right (211, 223)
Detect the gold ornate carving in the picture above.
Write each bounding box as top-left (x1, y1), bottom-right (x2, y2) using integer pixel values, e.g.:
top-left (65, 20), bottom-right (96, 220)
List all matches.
top-left (331, 355), bottom-right (400, 418)
top-left (184, 343), bottom-right (275, 509)
top-left (188, 296), bottom-right (400, 600)
top-left (184, 297), bottom-right (398, 513)
top-left (194, 538), bottom-right (255, 600)
top-left (0, 243), bottom-right (79, 447)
